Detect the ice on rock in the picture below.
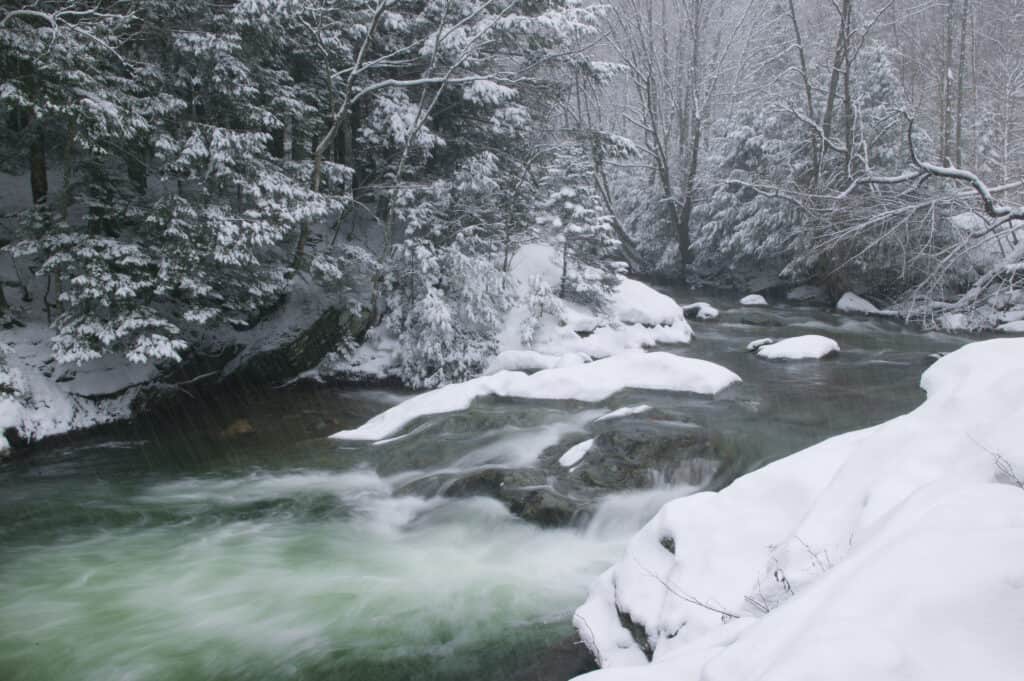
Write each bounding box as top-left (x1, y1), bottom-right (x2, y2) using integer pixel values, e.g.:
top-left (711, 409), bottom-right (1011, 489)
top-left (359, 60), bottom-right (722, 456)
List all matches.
top-left (739, 294), bottom-right (768, 306)
top-left (559, 438), bottom-right (595, 467)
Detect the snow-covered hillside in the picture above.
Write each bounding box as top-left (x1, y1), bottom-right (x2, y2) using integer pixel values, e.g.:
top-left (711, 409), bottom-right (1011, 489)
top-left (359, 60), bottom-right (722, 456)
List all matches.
top-left (573, 338), bottom-right (1024, 681)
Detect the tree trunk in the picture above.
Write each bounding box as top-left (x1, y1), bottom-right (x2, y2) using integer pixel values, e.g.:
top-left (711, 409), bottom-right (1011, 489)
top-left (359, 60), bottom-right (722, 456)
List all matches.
top-left (30, 126), bottom-right (47, 206)
top-left (954, 0), bottom-right (970, 167)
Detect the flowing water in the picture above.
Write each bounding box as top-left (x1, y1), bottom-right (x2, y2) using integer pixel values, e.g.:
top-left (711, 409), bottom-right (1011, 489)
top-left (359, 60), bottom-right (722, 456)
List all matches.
top-left (0, 293), bottom-right (972, 681)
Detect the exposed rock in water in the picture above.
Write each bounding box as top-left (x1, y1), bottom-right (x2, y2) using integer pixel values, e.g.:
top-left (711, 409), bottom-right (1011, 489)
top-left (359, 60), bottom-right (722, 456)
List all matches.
top-left (441, 468), bottom-right (584, 528)
top-left (568, 419), bottom-right (722, 490)
top-left (504, 635), bottom-right (598, 681)
top-left (719, 309), bottom-right (786, 326)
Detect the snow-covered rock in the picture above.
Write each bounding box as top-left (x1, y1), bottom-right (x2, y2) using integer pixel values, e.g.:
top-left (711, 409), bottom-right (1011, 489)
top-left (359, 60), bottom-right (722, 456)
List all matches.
top-left (755, 335), bottom-right (839, 360)
top-left (835, 291), bottom-right (898, 317)
top-left (745, 338), bottom-right (775, 352)
top-left (739, 294), bottom-right (768, 306)
top-left (331, 351), bottom-right (741, 441)
top-left (559, 438), bottom-right (595, 467)
top-left (998, 320), bottom-right (1024, 334)
top-left (612, 279), bottom-right (685, 327)
top-left (681, 302), bottom-right (719, 321)
top-left (572, 338), bottom-right (1024, 681)
top-left (836, 291), bottom-right (880, 314)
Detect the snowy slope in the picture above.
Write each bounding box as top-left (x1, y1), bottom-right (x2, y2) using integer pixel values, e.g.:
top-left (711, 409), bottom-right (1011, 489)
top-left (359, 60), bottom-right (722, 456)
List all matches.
top-left (573, 338), bottom-right (1024, 681)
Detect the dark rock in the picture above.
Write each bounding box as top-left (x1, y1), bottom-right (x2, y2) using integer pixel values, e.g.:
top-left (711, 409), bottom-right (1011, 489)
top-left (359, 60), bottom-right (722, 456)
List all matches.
top-left (505, 635), bottom-right (598, 681)
top-left (219, 417), bottom-right (255, 439)
top-left (719, 309), bottom-right (786, 326)
top-left (571, 421), bottom-right (721, 490)
top-left (440, 467), bottom-right (586, 527)
top-left (227, 305), bottom-right (374, 385)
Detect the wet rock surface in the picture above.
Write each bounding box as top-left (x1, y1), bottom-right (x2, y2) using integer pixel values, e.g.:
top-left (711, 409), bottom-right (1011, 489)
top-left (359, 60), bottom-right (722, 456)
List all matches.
top-left (395, 411), bottom-right (730, 528)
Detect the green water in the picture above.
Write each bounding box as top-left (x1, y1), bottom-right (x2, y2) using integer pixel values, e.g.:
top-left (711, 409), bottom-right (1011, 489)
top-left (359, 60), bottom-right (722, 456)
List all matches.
top-left (0, 295), bottom-right (970, 681)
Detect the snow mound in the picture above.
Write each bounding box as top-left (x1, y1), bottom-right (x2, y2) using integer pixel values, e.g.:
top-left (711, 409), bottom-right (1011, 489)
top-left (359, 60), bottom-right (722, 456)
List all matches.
top-left (559, 438), bottom-right (595, 467)
top-left (739, 294), bottom-right (767, 306)
top-left (485, 350), bottom-right (590, 374)
top-left (572, 338), bottom-right (1024, 681)
top-left (331, 351), bottom-right (740, 441)
top-left (682, 302), bottom-right (719, 320)
top-left (613, 279), bottom-right (685, 327)
top-left (998, 320), bottom-right (1024, 334)
top-left (755, 335), bottom-right (839, 360)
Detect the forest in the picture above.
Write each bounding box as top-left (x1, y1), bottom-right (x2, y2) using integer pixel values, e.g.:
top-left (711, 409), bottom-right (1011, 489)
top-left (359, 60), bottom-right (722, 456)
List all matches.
top-left (3, 3), bottom-right (1024, 681)
top-left (3, 0), bottom-right (1024, 394)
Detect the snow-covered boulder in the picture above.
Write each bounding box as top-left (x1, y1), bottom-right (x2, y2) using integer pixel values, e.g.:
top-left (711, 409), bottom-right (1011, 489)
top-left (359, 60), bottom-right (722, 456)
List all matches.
top-left (332, 351), bottom-right (741, 441)
top-left (613, 279), bottom-right (685, 327)
top-left (745, 338), bottom-right (775, 352)
top-left (572, 338), bottom-right (1024, 681)
top-left (836, 291), bottom-right (880, 314)
top-left (754, 335), bottom-right (839, 360)
top-left (739, 294), bottom-right (767, 306)
top-left (681, 302), bottom-right (719, 321)
top-left (998, 320), bottom-right (1024, 334)
top-left (835, 291), bottom-right (898, 317)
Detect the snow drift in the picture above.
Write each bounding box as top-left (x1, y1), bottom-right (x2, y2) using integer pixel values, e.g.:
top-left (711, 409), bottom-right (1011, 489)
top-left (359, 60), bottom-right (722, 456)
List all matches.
top-left (332, 351), bottom-right (740, 442)
top-left (573, 338), bottom-right (1024, 681)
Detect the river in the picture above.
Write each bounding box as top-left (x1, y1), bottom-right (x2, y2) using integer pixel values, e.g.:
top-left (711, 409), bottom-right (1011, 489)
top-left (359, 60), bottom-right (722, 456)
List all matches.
top-left (0, 292), bottom-right (972, 681)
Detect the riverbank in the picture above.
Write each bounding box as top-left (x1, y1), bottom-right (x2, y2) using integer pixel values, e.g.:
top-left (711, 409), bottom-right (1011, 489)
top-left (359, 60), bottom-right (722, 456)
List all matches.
top-left (0, 290), bottom-right (982, 681)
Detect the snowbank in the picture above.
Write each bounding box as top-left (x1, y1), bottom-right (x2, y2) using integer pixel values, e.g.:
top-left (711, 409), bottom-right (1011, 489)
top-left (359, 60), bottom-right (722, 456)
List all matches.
top-left (572, 338), bottom-right (1024, 681)
top-left (332, 351), bottom-right (740, 441)
top-left (739, 294), bottom-right (767, 306)
top-left (755, 335), bottom-right (839, 360)
top-left (484, 350), bottom-right (590, 374)
top-left (998, 320), bottom-right (1024, 334)
top-left (0, 326), bottom-right (149, 453)
top-left (500, 244), bottom-right (693, 360)
top-left (681, 302), bottom-right (719, 321)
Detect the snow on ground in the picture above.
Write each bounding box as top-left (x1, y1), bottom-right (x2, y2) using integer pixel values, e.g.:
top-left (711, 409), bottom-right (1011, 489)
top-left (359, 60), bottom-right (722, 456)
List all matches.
top-left (559, 438), bottom-right (595, 467)
top-left (998, 320), bottom-right (1024, 333)
top-left (595, 405), bottom-right (652, 422)
top-left (572, 338), bottom-right (1024, 681)
top-left (755, 335), bottom-right (839, 360)
top-left (497, 244), bottom-right (693, 361)
top-left (331, 351), bottom-right (740, 441)
top-left (739, 294), bottom-right (767, 306)
top-left (485, 350), bottom-right (590, 374)
top-left (0, 323), bottom-right (147, 453)
top-left (681, 302), bottom-right (719, 321)
top-left (836, 291), bottom-right (898, 317)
